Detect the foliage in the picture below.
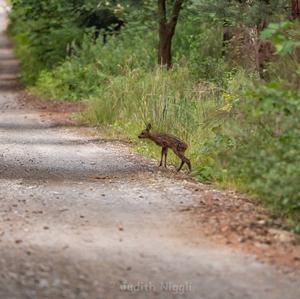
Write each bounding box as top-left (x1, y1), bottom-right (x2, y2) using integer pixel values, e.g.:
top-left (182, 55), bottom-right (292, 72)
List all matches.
top-left (9, 1), bottom-right (79, 83)
top-left (9, 0), bottom-right (127, 84)
top-left (262, 21), bottom-right (300, 55)
top-left (235, 22), bottom-right (300, 228)
top-left (194, 0), bottom-right (287, 26)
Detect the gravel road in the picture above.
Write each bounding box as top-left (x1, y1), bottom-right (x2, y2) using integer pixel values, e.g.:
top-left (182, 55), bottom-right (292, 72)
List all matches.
top-left (0, 2), bottom-right (299, 299)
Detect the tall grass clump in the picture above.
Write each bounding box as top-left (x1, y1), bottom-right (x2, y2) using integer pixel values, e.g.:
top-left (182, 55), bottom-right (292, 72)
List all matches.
top-left (83, 66), bottom-right (244, 180)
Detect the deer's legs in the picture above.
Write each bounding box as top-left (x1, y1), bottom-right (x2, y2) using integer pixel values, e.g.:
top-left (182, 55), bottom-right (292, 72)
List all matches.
top-left (164, 148), bottom-right (168, 167)
top-left (174, 150), bottom-right (192, 172)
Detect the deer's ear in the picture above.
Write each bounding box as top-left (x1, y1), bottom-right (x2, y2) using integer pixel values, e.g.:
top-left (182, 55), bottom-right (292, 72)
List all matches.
top-left (146, 123), bottom-right (152, 131)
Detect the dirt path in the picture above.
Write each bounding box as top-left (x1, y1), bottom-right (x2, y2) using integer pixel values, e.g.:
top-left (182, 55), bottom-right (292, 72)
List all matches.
top-left (0, 3), bottom-right (300, 299)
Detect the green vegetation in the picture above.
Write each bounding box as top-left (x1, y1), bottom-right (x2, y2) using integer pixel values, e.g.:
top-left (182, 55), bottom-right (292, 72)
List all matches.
top-left (9, 0), bottom-right (300, 231)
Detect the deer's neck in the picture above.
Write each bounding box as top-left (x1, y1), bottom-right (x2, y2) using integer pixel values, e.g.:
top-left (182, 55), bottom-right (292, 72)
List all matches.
top-left (148, 132), bottom-right (160, 144)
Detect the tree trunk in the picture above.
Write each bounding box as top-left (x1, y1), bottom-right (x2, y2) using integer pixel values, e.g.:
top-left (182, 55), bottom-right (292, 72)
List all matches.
top-left (222, 20), bottom-right (233, 57)
top-left (291, 0), bottom-right (300, 20)
top-left (157, 0), bottom-right (182, 69)
top-left (256, 20), bottom-right (272, 78)
top-left (158, 24), bottom-right (173, 68)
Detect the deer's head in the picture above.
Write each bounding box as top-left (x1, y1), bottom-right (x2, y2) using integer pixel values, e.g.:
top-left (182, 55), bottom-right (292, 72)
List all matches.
top-left (138, 123), bottom-right (152, 139)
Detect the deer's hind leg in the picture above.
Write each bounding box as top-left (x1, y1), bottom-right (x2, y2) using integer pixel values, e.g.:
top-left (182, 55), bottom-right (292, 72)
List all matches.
top-left (177, 160), bottom-right (185, 172)
top-left (174, 150), bottom-right (191, 172)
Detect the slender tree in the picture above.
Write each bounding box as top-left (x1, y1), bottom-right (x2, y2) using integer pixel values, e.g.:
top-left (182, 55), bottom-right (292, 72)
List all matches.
top-left (291, 0), bottom-right (300, 20)
top-left (157, 0), bottom-right (183, 68)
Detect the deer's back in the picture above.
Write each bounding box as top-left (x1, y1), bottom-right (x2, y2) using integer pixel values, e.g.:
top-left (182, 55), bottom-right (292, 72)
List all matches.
top-left (153, 133), bottom-right (188, 151)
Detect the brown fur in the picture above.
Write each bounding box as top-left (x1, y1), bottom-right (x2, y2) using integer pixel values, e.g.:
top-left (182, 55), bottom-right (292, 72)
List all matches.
top-left (138, 124), bottom-right (191, 172)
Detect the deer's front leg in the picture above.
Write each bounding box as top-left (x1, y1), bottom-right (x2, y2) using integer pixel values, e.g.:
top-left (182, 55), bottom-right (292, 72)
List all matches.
top-left (164, 148), bottom-right (168, 168)
top-left (159, 147), bottom-right (164, 167)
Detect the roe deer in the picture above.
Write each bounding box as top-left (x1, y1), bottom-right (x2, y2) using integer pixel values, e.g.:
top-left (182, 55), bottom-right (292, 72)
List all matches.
top-left (138, 124), bottom-right (191, 172)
